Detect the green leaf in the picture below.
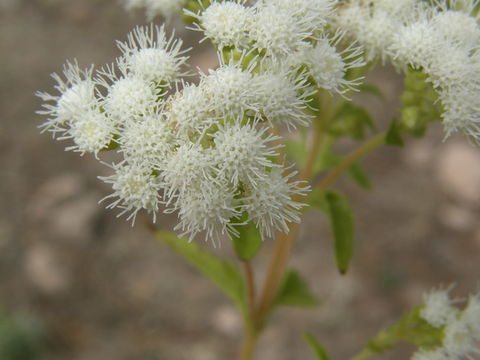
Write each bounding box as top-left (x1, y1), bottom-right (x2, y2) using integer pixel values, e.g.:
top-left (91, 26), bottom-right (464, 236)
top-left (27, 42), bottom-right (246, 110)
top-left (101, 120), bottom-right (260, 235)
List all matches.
top-left (334, 103), bottom-right (375, 140)
top-left (365, 306), bottom-right (444, 355)
top-left (304, 333), bottom-right (331, 360)
top-left (325, 191), bottom-right (354, 275)
top-left (385, 120), bottom-right (404, 146)
top-left (231, 213), bottom-right (263, 261)
top-left (274, 270), bottom-right (320, 307)
top-left (155, 230), bottom-right (246, 312)
top-left (347, 163), bottom-right (372, 189)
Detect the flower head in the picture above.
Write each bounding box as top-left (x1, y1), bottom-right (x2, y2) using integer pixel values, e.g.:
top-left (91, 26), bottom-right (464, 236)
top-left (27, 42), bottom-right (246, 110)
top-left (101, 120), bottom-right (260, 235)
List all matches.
top-left (36, 61), bottom-right (97, 135)
top-left (211, 122), bottom-right (281, 187)
top-left (420, 288), bottom-right (458, 328)
top-left (98, 70), bottom-right (159, 126)
top-left (243, 168), bottom-right (308, 239)
top-left (190, 0), bottom-right (253, 49)
top-left (250, 2), bottom-right (312, 56)
top-left (119, 110), bottom-right (176, 166)
top-left (295, 36), bottom-right (365, 95)
top-left (62, 110), bottom-right (115, 156)
top-left (174, 179), bottom-right (241, 243)
top-left (99, 162), bottom-right (163, 224)
top-left (200, 63), bottom-right (258, 118)
top-left (254, 66), bottom-right (314, 128)
top-left (161, 142), bottom-right (215, 199)
top-left (117, 24), bottom-right (189, 84)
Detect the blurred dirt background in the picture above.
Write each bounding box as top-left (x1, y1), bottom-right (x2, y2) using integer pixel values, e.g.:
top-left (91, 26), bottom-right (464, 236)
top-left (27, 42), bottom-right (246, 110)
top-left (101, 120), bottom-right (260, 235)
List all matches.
top-left (1, 1), bottom-right (480, 359)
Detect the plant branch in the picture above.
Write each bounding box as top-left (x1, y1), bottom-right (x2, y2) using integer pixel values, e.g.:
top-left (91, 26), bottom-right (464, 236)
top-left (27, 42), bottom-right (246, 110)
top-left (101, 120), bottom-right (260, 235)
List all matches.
top-left (238, 330), bottom-right (258, 360)
top-left (255, 224), bottom-right (300, 327)
top-left (243, 260), bottom-right (256, 320)
top-left (299, 123), bottom-right (324, 180)
top-left (316, 133), bottom-right (386, 191)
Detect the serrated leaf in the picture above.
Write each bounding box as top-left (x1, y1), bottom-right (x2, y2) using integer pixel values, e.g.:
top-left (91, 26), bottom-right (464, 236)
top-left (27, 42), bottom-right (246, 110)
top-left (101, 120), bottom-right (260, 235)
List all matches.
top-left (305, 333), bottom-right (331, 360)
top-left (385, 120), bottom-right (404, 146)
top-left (155, 230), bottom-right (246, 312)
top-left (348, 163), bottom-right (372, 189)
top-left (325, 191), bottom-right (354, 275)
top-left (231, 213), bottom-right (263, 261)
top-left (275, 270), bottom-right (320, 307)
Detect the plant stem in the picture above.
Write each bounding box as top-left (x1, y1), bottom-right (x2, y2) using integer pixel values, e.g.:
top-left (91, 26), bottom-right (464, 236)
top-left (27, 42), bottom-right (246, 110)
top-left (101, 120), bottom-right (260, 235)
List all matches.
top-left (243, 260), bottom-right (256, 320)
top-left (238, 330), bottom-right (258, 360)
top-left (316, 133), bottom-right (386, 191)
top-left (299, 123), bottom-right (324, 180)
top-left (255, 92), bottom-right (332, 328)
top-left (255, 224), bottom-right (300, 327)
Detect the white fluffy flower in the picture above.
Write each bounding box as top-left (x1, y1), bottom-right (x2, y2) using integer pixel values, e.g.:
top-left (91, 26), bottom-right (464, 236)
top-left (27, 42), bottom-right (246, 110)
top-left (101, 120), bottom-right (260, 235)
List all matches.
top-left (190, 1), bottom-right (253, 49)
top-left (211, 122), bottom-right (281, 186)
top-left (100, 73), bottom-right (159, 126)
top-left (390, 20), bottom-right (442, 69)
top-left (413, 288), bottom-right (480, 360)
top-left (62, 110), bottom-right (115, 156)
top-left (337, 0), bottom-right (426, 63)
top-left (443, 318), bottom-right (477, 358)
top-left (411, 349), bottom-right (448, 360)
top-left (119, 111), bottom-right (176, 166)
top-left (264, 0), bottom-right (334, 33)
top-left (250, 1), bottom-right (312, 56)
top-left (337, 5), bottom-right (395, 63)
top-left (200, 63), bottom-right (258, 118)
top-left (420, 289), bottom-right (458, 328)
top-left (297, 37), bottom-right (365, 95)
top-left (117, 24), bottom-right (189, 84)
top-left (462, 293), bottom-right (480, 337)
top-left (161, 142), bottom-right (215, 199)
top-left (174, 179), bottom-right (240, 242)
top-left (37, 61), bottom-right (97, 135)
top-left (431, 11), bottom-right (480, 50)
top-left (254, 67), bottom-right (314, 128)
top-left (99, 162), bottom-right (163, 223)
top-left (164, 82), bottom-right (212, 137)
top-left (243, 168), bottom-right (308, 239)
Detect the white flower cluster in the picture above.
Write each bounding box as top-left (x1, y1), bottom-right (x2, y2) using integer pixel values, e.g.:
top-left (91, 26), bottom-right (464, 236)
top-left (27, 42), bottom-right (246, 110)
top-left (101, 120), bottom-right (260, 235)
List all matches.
top-left (338, 0), bottom-right (480, 140)
top-left (414, 288), bottom-right (480, 360)
top-left (187, 0), bottom-right (365, 95)
top-left (37, 0), bottom-right (367, 242)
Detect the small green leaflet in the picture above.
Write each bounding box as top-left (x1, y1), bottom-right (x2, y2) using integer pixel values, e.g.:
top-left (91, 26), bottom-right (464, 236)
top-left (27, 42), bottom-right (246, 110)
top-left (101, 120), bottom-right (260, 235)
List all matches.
top-left (304, 333), bottom-right (331, 360)
top-left (231, 212), bottom-right (263, 261)
top-left (155, 230), bottom-right (246, 313)
top-left (325, 191), bottom-right (354, 275)
top-left (348, 163), bottom-right (372, 189)
top-left (385, 119), bottom-right (404, 146)
top-left (274, 269), bottom-right (320, 308)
